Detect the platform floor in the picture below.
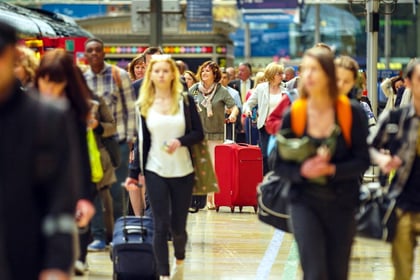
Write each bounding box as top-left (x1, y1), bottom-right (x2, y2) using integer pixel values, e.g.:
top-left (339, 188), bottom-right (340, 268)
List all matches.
top-left (74, 207), bottom-right (420, 280)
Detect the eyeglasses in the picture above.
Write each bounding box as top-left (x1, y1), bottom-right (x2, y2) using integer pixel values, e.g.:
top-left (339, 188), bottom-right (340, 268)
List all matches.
top-left (276, 72), bottom-right (283, 76)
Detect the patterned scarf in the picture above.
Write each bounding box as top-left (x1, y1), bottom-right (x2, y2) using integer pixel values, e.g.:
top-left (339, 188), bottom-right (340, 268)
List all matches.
top-left (199, 82), bottom-right (218, 117)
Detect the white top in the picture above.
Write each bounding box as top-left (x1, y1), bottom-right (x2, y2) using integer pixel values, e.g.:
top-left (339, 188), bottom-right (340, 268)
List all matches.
top-left (243, 82), bottom-right (285, 129)
top-left (269, 93), bottom-right (283, 114)
top-left (145, 101), bottom-right (194, 178)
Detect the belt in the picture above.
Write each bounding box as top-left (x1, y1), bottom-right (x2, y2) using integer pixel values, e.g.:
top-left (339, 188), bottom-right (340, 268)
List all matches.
top-left (119, 138), bottom-right (127, 145)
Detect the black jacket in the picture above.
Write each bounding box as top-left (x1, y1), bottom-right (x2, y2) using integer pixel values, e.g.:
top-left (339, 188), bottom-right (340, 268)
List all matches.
top-left (0, 82), bottom-right (82, 279)
top-left (129, 94), bottom-right (204, 178)
top-left (274, 101), bottom-right (370, 208)
top-left (229, 79), bottom-right (255, 93)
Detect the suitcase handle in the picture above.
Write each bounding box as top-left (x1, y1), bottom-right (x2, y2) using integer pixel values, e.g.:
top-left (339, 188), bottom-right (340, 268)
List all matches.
top-left (224, 119), bottom-right (236, 143)
top-left (123, 226), bottom-right (148, 240)
top-left (121, 183), bottom-right (147, 241)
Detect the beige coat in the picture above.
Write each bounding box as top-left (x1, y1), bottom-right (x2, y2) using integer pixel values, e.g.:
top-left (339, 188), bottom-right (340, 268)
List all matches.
top-left (93, 96), bottom-right (117, 190)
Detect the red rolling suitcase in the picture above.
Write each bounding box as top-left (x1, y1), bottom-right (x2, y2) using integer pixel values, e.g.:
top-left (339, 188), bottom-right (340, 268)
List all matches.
top-left (214, 122), bottom-right (263, 213)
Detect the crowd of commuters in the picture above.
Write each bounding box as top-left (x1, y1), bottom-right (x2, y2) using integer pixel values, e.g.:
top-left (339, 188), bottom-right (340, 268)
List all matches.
top-left (4, 14), bottom-right (420, 280)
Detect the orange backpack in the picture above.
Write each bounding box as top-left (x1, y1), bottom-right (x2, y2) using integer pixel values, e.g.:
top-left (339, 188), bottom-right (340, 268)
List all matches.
top-left (290, 95), bottom-right (352, 147)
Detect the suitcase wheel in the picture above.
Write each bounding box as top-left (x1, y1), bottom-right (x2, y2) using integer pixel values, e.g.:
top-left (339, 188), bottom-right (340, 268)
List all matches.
top-left (230, 207), bottom-right (235, 213)
top-left (216, 206), bottom-right (220, 212)
top-left (239, 206), bottom-right (243, 213)
top-left (253, 206), bottom-right (258, 214)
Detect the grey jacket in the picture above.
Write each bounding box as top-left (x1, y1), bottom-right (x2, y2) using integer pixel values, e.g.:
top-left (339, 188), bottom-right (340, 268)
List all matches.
top-left (368, 104), bottom-right (419, 198)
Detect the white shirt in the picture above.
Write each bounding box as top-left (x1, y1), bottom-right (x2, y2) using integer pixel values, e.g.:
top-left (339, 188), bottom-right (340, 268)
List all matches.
top-left (145, 101), bottom-right (193, 178)
top-left (227, 86), bottom-right (242, 110)
top-left (269, 93), bottom-right (283, 114)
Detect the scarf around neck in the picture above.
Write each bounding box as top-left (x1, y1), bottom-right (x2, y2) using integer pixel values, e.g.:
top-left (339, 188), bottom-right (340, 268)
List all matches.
top-left (199, 82), bottom-right (218, 117)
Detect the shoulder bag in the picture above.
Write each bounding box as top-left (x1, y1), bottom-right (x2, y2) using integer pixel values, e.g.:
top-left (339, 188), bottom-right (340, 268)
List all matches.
top-left (87, 128), bottom-right (104, 183)
top-left (356, 184), bottom-right (397, 242)
top-left (183, 94), bottom-right (219, 195)
top-left (257, 171), bottom-right (292, 233)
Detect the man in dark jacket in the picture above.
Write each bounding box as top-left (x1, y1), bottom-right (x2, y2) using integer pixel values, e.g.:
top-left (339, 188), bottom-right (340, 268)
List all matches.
top-left (229, 62), bottom-right (254, 103)
top-left (369, 59), bottom-right (420, 280)
top-left (0, 21), bottom-right (82, 280)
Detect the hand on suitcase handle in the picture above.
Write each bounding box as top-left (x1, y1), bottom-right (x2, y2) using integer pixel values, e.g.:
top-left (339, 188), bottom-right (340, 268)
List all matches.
top-left (225, 116), bottom-right (237, 124)
top-left (124, 178), bottom-right (142, 191)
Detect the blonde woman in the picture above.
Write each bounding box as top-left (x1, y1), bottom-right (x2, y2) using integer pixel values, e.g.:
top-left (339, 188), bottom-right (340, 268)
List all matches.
top-left (14, 45), bottom-right (39, 88)
top-left (243, 62), bottom-right (285, 174)
top-left (125, 55), bottom-right (204, 280)
top-left (242, 71), bottom-right (265, 145)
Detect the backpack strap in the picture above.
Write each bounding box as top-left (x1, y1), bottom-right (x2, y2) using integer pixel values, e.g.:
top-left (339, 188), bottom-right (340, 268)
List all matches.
top-left (290, 98), bottom-right (308, 137)
top-left (111, 65), bottom-right (122, 90)
top-left (336, 95), bottom-right (352, 147)
top-left (290, 96), bottom-right (352, 147)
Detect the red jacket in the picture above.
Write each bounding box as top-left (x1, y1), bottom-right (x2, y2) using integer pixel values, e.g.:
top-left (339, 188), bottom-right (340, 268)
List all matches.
top-left (265, 94), bottom-right (292, 135)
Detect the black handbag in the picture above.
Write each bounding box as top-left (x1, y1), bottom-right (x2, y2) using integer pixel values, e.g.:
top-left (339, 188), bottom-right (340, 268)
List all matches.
top-left (355, 184), bottom-right (397, 243)
top-left (102, 136), bottom-right (121, 168)
top-left (257, 171), bottom-right (292, 233)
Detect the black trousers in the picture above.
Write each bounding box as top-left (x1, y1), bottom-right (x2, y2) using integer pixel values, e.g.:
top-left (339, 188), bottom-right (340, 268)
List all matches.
top-left (290, 191), bottom-right (356, 280)
top-left (144, 171), bottom-right (194, 276)
top-left (258, 127), bottom-right (270, 175)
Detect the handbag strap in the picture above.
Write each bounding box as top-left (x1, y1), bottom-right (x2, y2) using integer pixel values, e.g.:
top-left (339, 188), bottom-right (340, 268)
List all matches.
top-left (183, 93), bottom-right (193, 133)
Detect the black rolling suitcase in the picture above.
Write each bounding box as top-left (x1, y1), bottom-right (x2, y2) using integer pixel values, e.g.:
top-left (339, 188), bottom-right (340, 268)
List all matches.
top-left (111, 186), bottom-right (157, 280)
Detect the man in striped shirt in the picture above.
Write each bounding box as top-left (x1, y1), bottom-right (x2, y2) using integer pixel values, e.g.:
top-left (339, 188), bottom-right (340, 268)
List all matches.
top-left (84, 38), bottom-right (136, 251)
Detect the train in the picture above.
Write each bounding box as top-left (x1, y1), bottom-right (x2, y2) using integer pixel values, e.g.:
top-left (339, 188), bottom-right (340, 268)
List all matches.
top-left (0, 1), bottom-right (92, 63)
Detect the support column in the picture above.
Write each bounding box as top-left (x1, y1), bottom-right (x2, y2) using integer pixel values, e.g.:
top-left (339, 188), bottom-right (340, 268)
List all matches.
top-left (384, 3), bottom-right (391, 69)
top-left (150, 0), bottom-right (162, 47)
top-left (244, 22), bottom-right (251, 61)
top-left (314, 4), bottom-right (321, 44)
top-left (366, 0), bottom-right (380, 117)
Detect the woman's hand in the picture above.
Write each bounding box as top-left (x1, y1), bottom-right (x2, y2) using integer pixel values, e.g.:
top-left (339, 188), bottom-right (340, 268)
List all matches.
top-left (300, 155), bottom-right (335, 179)
top-left (165, 139), bottom-right (181, 154)
top-left (87, 116), bottom-right (99, 129)
top-left (75, 199), bottom-right (95, 228)
top-left (125, 177), bottom-right (140, 191)
top-left (228, 114), bottom-right (237, 123)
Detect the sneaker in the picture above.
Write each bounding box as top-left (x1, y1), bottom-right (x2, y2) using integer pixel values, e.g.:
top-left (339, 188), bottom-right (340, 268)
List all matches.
top-left (87, 240), bottom-right (106, 252)
top-left (170, 259), bottom-right (184, 280)
top-left (74, 260), bottom-right (88, 276)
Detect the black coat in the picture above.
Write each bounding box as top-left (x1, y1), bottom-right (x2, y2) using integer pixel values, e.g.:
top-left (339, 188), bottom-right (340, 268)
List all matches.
top-left (0, 83), bottom-right (82, 279)
top-left (229, 79), bottom-right (255, 93)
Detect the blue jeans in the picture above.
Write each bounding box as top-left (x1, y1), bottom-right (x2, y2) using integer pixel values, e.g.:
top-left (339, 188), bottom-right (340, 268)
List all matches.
top-left (91, 143), bottom-right (129, 242)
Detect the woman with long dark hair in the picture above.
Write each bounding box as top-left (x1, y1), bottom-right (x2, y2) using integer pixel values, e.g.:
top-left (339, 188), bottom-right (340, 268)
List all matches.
top-left (34, 49), bottom-right (98, 274)
top-left (274, 48), bottom-right (370, 280)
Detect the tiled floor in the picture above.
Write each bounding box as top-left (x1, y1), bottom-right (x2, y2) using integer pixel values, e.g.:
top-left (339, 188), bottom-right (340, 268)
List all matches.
top-left (74, 207), bottom-right (420, 280)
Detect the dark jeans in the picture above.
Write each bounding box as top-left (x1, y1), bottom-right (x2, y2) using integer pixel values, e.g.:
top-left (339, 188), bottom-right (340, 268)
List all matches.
top-left (144, 171), bottom-right (194, 276)
top-left (111, 143), bottom-right (130, 219)
top-left (91, 143), bottom-right (129, 242)
top-left (290, 191), bottom-right (356, 280)
top-left (90, 187), bottom-right (114, 242)
top-left (258, 127), bottom-right (270, 175)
